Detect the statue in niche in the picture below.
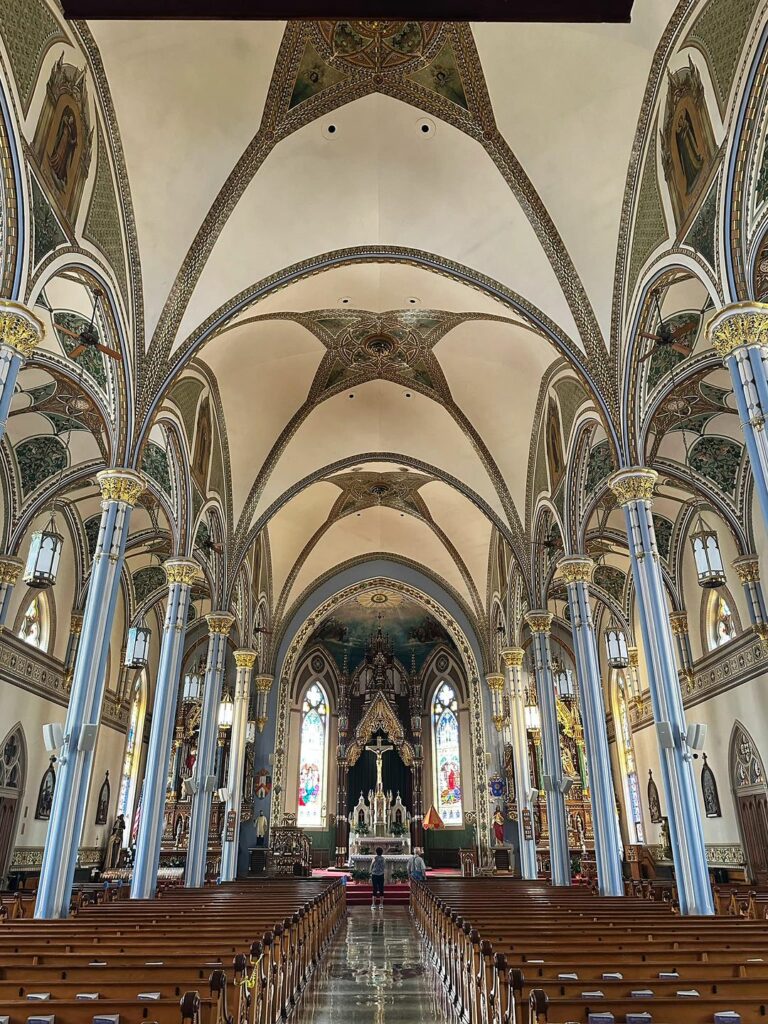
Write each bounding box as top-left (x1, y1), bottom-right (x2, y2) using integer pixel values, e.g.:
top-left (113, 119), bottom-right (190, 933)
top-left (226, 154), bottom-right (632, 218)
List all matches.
top-left (492, 806), bottom-right (505, 845)
top-left (647, 769), bottom-right (662, 823)
top-left (660, 58), bottom-right (716, 231)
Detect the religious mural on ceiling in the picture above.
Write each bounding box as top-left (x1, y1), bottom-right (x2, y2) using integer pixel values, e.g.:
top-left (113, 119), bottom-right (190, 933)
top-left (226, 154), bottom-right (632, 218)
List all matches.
top-left (309, 588), bottom-right (454, 673)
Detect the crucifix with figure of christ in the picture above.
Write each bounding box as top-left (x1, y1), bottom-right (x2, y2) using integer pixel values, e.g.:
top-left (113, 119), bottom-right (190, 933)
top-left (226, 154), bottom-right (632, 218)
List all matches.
top-left (365, 734), bottom-right (393, 791)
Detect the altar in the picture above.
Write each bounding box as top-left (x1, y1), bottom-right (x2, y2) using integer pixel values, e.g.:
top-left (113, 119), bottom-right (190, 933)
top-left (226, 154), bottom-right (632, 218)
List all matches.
top-left (349, 853), bottom-right (411, 882)
top-left (347, 735), bottom-right (412, 861)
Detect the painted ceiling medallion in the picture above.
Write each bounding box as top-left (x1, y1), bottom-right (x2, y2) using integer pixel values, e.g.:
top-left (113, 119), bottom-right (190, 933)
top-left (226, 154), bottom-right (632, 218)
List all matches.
top-left (355, 588), bottom-right (404, 609)
top-left (328, 468), bottom-right (434, 519)
top-left (314, 21), bottom-right (440, 73)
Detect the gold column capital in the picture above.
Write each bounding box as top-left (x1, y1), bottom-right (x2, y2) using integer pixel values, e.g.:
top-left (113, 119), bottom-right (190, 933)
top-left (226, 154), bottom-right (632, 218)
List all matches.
top-left (500, 647), bottom-right (524, 668)
top-left (558, 555), bottom-right (594, 584)
top-left (525, 610), bottom-right (553, 634)
top-left (0, 555), bottom-right (23, 585)
top-left (69, 612), bottom-right (83, 636)
top-left (627, 645), bottom-right (639, 669)
top-left (163, 557), bottom-right (200, 586)
top-left (669, 611), bottom-right (689, 636)
top-left (0, 300), bottom-right (45, 357)
top-left (206, 611), bottom-right (235, 636)
top-left (255, 673), bottom-right (274, 692)
top-left (706, 301), bottom-right (768, 359)
top-left (97, 468), bottom-right (146, 507)
top-left (485, 672), bottom-right (505, 691)
top-left (234, 649), bottom-right (258, 670)
top-left (608, 467), bottom-right (658, 506)
top-left (733, 554), bottom-right (761, 584)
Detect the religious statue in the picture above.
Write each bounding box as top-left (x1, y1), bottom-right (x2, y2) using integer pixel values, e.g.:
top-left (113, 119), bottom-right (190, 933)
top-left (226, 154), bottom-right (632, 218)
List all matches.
top-left (48, 106), bottom-right (78, 188)
top-left (365, 735), bottom-right (394, 836)
top-left (103, 814), bottom-right (125, 870)
top-left (256, 811), bottom-right (268, 846)
top-left (492, 805), bottom-right (505, 845)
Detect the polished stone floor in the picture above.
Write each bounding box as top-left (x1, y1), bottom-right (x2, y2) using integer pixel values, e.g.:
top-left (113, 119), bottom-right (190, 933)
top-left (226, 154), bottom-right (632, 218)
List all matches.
top-left (298, 906), bottom-right (446, 1023)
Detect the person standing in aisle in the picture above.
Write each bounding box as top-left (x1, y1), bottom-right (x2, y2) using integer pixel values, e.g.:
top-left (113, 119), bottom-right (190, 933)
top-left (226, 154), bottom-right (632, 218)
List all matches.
top-left (370, 847), bottom-right (386, 909)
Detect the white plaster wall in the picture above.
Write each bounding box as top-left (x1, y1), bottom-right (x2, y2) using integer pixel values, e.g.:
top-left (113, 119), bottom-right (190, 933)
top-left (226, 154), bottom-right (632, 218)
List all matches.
top-left (1, 682), bottom-right (127, 852)
top-left (628, 672), bottom-right (768, 850)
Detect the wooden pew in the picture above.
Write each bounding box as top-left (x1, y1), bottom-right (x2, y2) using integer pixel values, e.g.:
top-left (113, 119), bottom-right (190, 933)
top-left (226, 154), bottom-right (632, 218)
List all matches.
top-left (0, 877), bottom-right (345, 1024)
top-left (413, 877), bottom-right (768, 1024)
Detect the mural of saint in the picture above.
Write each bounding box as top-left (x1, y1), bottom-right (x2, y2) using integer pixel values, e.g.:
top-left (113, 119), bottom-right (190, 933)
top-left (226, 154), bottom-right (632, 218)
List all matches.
top-left (35, 759), bottom-right (56, 820)
top-left (647, 769), bottom-right (662, 823)
top-left (48, 105), bottom-right (78, 189)
top-left (546, 399), bottom-right (565, 492)
top-left (95, 770), bottom-right (110, 825)
top-left (192, 396), bottom-right (212, 492)
top-left (675, 108), bottom-right (704, 194)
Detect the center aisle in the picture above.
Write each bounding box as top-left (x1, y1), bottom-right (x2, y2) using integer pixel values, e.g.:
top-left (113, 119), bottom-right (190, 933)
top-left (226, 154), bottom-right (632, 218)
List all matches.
top-left (298, 904), bottom-right (445, 1023)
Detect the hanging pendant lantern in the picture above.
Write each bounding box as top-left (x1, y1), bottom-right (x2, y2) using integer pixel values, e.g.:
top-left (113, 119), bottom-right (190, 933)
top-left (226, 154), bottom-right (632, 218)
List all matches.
top-left (524, 685), bottom-right (541, 732)
top-left (124, 624), bottom-right (151, 668)
top-left (552, 656), bottom-right (575, 703)
top-left (690, 515), bottom-right (727, 589)
top-left (218, 686), bottom-right (234, 729)
top-left (605, 626), bottom-right (629, 669)
top-left (23, 513), bottom-right (64, 589)
top-left (183, 659), bottom-right (204, 703)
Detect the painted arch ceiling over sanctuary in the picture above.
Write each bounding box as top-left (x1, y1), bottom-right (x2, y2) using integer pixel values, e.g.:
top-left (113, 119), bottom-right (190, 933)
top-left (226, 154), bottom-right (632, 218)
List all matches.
top-left (2, 0), bottom-right (767, 665)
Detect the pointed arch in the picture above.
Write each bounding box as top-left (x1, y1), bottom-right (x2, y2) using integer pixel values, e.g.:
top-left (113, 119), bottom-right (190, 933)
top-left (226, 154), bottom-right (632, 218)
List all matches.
top-left (296, 680), bottom-right (329, 828)
top-left (0, 722), bottom-right (26, 884)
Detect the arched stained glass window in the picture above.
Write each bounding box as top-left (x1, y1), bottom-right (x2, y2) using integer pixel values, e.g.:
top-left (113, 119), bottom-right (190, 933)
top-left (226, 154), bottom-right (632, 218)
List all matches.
top-left (613, 672), bottom-right (644, 844)
top-left (708, 591), bottom-right (736, 650)
top-left (117, 674), bottom-right (146, 844)
top-left (297, 683), bottom-right (328, 827)
top-left (433, 682), bottom-right (463, 825)
top-left (18, 592), bottom-right (49, 652)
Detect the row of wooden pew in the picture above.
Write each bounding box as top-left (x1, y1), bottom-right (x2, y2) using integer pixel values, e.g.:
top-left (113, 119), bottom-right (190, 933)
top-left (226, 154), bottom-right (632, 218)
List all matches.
top-left (0, 877), bottom-right (345, 1024)
top-left (412, 877), bottom-right (768, 1024)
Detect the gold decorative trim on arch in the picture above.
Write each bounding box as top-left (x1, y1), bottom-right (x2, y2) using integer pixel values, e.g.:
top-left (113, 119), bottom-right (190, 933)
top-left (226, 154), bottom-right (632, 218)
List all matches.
top-left (346, 691), bottom-right (415, 768)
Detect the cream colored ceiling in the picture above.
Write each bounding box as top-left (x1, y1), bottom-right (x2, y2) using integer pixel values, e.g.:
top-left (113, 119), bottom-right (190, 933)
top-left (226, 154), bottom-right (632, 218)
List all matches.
top-left (83, 10), bottom-right (685, 627)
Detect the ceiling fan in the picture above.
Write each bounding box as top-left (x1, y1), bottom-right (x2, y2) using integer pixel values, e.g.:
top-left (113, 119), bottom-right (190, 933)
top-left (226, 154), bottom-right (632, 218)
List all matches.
top-left (637, 290), bottom-right (698, 364)
top-left (201, 535), bottom-right (223, 556)
top-left (53, 289), bottom-right (122, 361)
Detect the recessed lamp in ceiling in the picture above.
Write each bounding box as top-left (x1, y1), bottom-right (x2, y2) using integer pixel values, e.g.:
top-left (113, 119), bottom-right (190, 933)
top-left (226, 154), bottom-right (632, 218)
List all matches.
top-left (405, 392), bottom-right (411, 398)
top-left (417, 117), bottom-right (436, 138)
top-left (407, 296), bottom-right (419, 305)
top-left (349, 393), bottom-right (355, 399)
top-left (339, 296), bottom-right (352, 305)
top-left (322, 122), bottom-right (338, 139)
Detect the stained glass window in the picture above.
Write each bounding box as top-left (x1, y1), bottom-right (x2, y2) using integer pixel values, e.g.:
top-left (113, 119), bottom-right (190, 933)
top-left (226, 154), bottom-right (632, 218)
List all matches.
top-left (709, 591), bottom-right (736, 650)
top-left (17, 592), bottom-right (49, 652)
top-left (614, 673), bottom-right (644, 843)
top-left (297, 682), bottom-right (328, 827)
top-left (433, 682), bottom-right (463, 825)
top-left (117, 675), bottom-right (146, 844)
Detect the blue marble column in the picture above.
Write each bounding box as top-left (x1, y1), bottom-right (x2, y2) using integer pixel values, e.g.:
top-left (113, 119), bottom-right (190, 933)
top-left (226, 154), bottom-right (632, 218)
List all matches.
top-left (131, 558), bottom-right (199, 899)
top-left (669, 612), bottom-right (694, 682)
top-left (524, 611), bottom-right (571, 887)
top-left (220, 649), bottom-right (257, 882)
top-left (500, 647), bottom-right (538, 879)
top-left (0, 555), bottom-right (23, 625)
top-left (35, 469), bottom-right (145, 919)
top-left (708, 304), bottom-right (768, 527)
top-left (609, 467), bottom-right (713, 916)
top-left (185, 612), bottom-right (235, 888)
top-left (559, 557), bottom-right (624, 897)
top-left (732, 555), bottom-right (768, 642)
top-left (0, 301), bottom-right (44, 443)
